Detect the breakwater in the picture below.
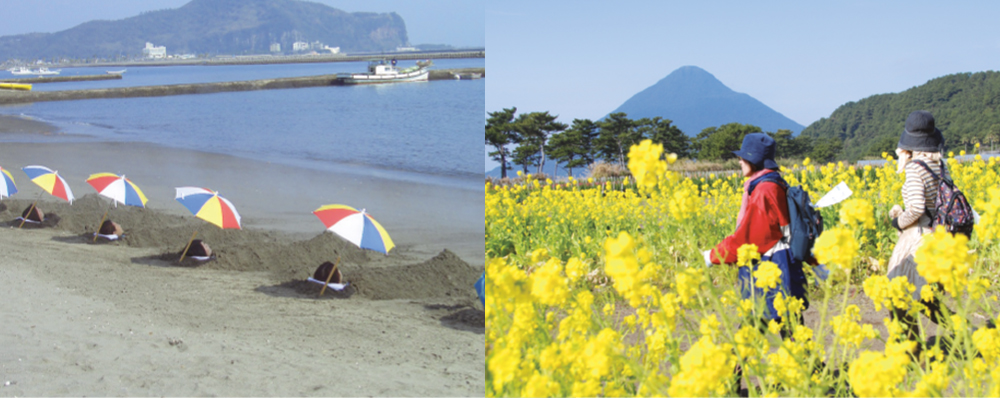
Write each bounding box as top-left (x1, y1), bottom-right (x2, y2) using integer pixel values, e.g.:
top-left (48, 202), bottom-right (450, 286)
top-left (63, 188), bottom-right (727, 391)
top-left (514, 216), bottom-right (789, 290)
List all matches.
top-left (0, 68), bottom-right (483, 105)
top-left (0, 74), bottom-right (122, 84)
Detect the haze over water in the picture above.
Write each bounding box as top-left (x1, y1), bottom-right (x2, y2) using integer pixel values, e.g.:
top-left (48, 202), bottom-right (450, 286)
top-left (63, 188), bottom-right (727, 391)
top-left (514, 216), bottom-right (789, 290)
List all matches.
top-left (0, 58), bottom-right (484, 189)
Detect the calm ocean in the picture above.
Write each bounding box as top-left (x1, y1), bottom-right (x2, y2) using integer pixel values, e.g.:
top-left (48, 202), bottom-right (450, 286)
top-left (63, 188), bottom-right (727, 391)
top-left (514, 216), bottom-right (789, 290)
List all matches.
top-left (0, 58), bottom-right (484, 189)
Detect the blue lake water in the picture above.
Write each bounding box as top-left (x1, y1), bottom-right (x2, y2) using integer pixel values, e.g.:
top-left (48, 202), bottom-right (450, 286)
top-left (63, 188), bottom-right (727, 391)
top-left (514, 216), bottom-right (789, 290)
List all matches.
top-left (0, 58), bottom-right (484, 189)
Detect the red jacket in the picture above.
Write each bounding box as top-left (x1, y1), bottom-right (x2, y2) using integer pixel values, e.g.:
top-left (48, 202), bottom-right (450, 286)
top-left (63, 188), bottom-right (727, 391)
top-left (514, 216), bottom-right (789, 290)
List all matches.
top-left (711, 178), bottom-right (790, 264)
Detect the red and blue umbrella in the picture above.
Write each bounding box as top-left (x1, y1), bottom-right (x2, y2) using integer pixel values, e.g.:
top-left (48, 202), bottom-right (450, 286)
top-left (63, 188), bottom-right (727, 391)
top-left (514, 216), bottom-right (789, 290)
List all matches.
top-left (175, 187), bottom-right (241, 229)
top-left (86, 173), bottom-right (148, 208)
top-left (313, 204), bottom-right (394, 254)
top-left (0, 166), bottom-right (16, 199)
top-left (23, 165), bottom-right (74, 203)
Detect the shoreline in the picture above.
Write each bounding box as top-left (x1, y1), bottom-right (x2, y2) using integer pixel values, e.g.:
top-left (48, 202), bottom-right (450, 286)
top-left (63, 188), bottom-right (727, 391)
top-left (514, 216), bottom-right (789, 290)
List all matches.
top-left (0, 114), bottom-right (484, 395)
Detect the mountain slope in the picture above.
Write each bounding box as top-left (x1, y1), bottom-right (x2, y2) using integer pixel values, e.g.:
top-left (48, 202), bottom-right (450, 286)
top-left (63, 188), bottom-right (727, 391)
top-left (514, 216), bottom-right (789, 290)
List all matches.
top-left (607, 66), bottom-right (804, 135)
top-left (799, 71), bottom-right (1000, 161)
top-left (0, 0), bottom-right (408, 59)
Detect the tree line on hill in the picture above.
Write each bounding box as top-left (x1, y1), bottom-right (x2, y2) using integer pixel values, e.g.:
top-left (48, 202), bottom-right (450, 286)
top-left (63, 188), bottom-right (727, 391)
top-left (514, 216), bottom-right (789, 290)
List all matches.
top-left (800, 70), bottom-right (1000, 161)
top-left (485, 107), bottom-right (842, 178)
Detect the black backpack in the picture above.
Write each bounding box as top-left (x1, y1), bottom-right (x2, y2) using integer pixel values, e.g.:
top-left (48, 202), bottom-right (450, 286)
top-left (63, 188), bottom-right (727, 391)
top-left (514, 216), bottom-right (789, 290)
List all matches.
top-left (911, 160), bottom-right (975, 238)
top-left (748, 173), bottom-right (824, 263)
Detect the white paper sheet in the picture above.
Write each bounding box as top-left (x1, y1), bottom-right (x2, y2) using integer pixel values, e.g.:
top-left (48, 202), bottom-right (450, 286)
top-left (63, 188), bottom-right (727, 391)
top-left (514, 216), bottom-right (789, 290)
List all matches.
top-left (813, 181), bottom-right (853, 208)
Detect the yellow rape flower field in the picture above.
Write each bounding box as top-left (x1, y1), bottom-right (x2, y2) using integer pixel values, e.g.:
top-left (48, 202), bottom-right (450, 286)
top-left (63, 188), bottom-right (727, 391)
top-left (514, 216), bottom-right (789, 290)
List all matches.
top-left (486, 140), bottom-right (1000, 397)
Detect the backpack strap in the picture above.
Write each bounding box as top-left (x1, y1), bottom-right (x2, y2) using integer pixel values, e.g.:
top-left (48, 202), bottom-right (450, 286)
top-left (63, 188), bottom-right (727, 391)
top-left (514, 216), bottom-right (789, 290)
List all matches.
top-left (909, 159), bottom-right (942, 220)
top-left (747, 172), bottom-right (788, 197)
top-left (910, 159), bottom-right (940, 180)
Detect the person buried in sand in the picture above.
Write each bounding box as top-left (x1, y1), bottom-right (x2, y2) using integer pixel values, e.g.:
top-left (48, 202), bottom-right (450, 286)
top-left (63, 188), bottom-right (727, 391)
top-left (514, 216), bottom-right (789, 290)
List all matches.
top-left (94, 219), bottom-right (124, 241)
top-left (703, 133), bottom-right (810, 333)
top-left (181, 239), bottom-right (213, 262)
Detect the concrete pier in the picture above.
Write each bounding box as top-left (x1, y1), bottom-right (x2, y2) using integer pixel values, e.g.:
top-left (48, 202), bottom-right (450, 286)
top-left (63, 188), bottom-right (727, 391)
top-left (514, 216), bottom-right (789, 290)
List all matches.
top-left (0, 68), bottom-right (483, 105)
top-left (1, 74), bottom-right (122, 84)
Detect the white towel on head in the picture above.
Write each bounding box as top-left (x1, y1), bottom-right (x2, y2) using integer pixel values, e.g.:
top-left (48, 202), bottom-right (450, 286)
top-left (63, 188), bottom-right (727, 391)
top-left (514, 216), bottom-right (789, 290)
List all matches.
top-left (307, 277), bottom-right (348, 291)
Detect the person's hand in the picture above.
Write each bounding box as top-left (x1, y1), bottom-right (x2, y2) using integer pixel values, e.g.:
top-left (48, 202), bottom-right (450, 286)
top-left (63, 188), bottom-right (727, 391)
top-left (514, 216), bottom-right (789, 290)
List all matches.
top-left (702, 250), bottom-right (713, 268)
top-left (889, 204), bottom-right (903, 219)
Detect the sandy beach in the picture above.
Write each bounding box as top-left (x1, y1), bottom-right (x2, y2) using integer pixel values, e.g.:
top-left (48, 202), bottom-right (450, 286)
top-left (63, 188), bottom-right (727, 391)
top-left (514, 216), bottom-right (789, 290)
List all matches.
top-left (0, 115), bottom-right (484, 396)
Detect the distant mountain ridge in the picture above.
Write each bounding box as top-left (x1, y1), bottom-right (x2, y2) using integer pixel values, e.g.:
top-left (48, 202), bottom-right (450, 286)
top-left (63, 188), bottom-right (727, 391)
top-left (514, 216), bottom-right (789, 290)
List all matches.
top-left (0, 0), bottom-right (408, 60)
top-left (607, 66), bottom-right (805, 135)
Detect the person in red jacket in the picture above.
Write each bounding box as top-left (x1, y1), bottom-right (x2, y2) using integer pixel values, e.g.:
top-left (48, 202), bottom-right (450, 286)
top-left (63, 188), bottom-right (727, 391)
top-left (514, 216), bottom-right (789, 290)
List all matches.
top-left (707, 132), bottom-right (809, 324)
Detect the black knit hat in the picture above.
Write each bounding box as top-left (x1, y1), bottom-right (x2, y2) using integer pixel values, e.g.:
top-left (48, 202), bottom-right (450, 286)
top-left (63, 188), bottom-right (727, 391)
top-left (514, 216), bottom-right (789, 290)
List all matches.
top-left (898, 110), bottom-right (944, 152)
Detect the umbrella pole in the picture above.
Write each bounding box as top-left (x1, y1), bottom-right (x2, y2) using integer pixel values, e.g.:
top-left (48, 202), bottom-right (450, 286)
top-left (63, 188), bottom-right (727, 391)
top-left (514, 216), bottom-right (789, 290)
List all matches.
top-left (178, 229), bottom-right (199, 263)
top-left (93, 201), bottom-right (112, 242)
top-left (319, 256), bottom-right (341, 297)
top-left (18, 191), bottom-right (42, 229)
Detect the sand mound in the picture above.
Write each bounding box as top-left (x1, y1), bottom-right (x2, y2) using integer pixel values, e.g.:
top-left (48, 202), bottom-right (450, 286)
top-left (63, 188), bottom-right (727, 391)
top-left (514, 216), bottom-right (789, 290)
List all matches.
top-left (0, 195), bottom-right (482, 302)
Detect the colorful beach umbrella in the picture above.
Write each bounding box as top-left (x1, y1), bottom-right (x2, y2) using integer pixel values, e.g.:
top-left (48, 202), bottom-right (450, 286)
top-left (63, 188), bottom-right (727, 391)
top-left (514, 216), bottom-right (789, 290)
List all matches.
top-left (313, 204), bottom-right (395, 254)
top-left (22, 165), bottom-right (74, 203)
top-left (86, 173), bottom-right (148, 208)
top-left (0, 166), bottom-right (17, 199)
top-left (175, 187), bottom-right (242, 230)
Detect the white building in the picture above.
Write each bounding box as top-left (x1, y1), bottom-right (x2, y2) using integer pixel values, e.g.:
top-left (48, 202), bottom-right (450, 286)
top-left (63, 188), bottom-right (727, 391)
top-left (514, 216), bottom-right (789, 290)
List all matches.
top-left (292, 41), bottom-right (309, 52)
top-left (270, 43), bottom-right (281, 53)
top-left (143, 42), bottom-right (166, 58)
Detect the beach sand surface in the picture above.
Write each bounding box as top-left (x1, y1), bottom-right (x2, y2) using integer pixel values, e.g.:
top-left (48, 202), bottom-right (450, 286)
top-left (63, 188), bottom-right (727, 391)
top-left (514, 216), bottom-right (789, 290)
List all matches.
top-left (0, 116), bottom-right (484, 396)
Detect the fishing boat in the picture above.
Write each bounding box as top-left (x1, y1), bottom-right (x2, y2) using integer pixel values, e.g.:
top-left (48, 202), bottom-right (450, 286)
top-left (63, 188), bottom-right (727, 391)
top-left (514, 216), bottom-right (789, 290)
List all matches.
top-left (10, 67), bottom-right (33, 75)
top-left (34, 67), bottom-right (60, 75)
top-left (106, 69), bottom-right (127, 75)
top-left (336, 59), bottom-right (430, 85)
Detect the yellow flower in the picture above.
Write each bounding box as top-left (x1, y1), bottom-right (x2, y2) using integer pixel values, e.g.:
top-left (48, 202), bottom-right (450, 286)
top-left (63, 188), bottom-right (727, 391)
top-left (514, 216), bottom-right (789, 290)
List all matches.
top-left (863, 274), bottom-right (915, 311)
top-left (814, 227), bottom-right (858, 270)
top-left (849, 342), bottom-right (912, 397)
top-left (522, 371), bottom-right (560, 397)
top-left (831, 305), bottom-right (878, 347)
top-left (973, 326), bottom-right (1000, 362)
top-left (675, 268), bottom-right (706, 307)
top-left (488, 344), bottom-right (522, 392)
top-left (667, 336), bottom-right (736, 397)
top-left (753, 261), bottom-right (782, 290)
top-left (699, 314), bottom-right (721, 339)
top-left (737, 243), bottom-right (760, 267)
top-left (627, 139), bottom-right (667, 190)
top-left (915, 227), bottom-right (976, 297)
top-left (530, 258), bottom-right (570, 307)
top-left (768, 319), bottom-right (782, 335)
top-left (839, 198), bottom-right (875, 229)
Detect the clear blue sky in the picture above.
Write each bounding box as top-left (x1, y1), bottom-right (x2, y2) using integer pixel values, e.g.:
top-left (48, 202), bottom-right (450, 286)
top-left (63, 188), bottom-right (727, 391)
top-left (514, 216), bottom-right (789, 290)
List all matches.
top-left (0, 0), bottom-right (484, 48)
top-left (486, 1), bottom-right (1000, 171)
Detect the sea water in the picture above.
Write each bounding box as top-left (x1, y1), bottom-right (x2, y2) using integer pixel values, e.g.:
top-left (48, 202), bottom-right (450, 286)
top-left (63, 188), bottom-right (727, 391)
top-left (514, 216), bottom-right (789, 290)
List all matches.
top-left (0, 58), bottom-right (484, 190)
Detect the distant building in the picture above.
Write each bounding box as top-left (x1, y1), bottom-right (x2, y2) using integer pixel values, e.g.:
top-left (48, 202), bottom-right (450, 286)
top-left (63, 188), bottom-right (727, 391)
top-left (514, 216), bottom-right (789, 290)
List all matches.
top-left (293, 41), bottom-right (309, 52)
top-left (396, 46), bottom-right (419, 52)
top-left (270, 43), bottom-right (281, 53)
top-left (143, 42), bottom-right (166, 58)
top-left (317, 46), bottom-right (340, 54)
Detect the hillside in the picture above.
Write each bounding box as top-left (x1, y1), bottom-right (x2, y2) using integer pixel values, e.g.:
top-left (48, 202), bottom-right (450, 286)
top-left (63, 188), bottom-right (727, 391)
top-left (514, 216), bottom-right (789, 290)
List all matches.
top-left (0, 0), bottom-right (408, 60)
top-left (799, 71), bottom-right (1000, 161)
top-left (606, 66), bottom-right (805, 135)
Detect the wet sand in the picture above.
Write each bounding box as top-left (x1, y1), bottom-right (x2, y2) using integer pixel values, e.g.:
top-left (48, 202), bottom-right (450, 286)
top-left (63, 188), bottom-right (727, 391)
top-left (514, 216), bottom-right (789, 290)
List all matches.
top-left (0, 115), bottom-right (484, 396)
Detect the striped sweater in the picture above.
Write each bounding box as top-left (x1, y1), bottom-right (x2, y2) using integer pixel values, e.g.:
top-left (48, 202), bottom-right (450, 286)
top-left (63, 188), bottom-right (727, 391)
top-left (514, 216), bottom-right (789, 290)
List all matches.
top-left (898, 156), bottom-right (942, 229)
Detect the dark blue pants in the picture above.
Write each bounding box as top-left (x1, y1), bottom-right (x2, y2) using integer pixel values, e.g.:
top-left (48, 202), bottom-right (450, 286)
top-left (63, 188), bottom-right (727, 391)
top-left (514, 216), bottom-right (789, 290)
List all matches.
top-left (738, 248), bottom-right (809, 321)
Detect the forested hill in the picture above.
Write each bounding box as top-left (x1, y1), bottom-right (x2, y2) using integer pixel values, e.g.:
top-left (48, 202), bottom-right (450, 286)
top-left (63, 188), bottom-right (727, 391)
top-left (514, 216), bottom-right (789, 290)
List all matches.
top-left (799, 71), bottom-right (1000, 161)
top-left (606, 66), bottom-right (805, 136)
top-left (0, 0), bottom-right (408, 60)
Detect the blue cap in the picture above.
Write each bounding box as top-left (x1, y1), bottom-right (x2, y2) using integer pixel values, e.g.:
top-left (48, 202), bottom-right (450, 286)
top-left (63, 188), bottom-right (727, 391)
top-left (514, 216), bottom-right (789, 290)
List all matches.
top-left (732, 132), bottom-right (778, 170)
